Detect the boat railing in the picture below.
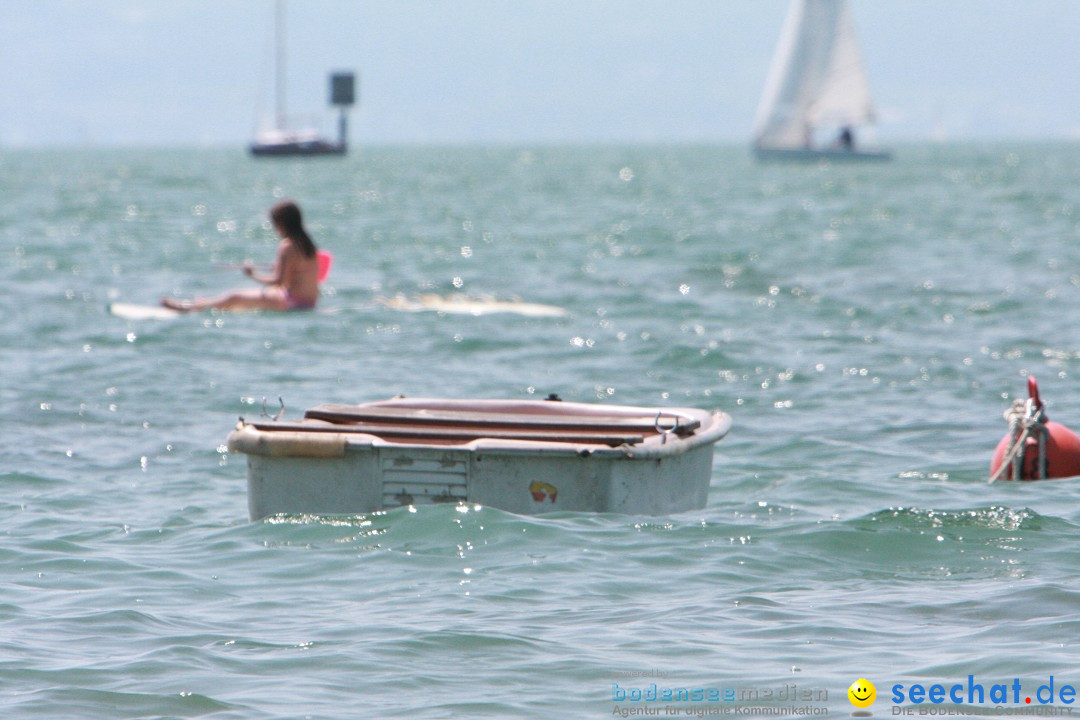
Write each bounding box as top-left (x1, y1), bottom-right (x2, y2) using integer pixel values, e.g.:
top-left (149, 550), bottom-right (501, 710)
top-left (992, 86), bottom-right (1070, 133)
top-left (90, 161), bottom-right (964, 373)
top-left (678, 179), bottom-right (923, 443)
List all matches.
top-left (303, 404), bottom-right (701, 438)
top-left (247, 419), bottom-right (643, 448)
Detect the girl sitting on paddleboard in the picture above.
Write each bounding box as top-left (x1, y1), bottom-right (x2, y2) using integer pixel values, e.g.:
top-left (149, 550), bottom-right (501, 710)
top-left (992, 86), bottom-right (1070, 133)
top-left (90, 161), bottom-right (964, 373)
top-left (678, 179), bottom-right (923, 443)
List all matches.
top-left (161, 200), bottom-right (320, 312)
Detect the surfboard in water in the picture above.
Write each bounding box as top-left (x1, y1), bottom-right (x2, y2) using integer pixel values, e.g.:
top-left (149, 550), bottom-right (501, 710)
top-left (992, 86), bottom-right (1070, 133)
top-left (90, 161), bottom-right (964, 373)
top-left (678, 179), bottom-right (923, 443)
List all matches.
top-left (107, 302), bottom-right (183, 320)
top-left (376, 293), bottom-right (569, 318)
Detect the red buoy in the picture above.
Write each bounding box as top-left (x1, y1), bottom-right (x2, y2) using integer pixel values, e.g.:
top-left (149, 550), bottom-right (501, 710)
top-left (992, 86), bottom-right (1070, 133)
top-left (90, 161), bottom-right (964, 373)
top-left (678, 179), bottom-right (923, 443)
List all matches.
top-left (990, 376), bottom-right (1080, 481)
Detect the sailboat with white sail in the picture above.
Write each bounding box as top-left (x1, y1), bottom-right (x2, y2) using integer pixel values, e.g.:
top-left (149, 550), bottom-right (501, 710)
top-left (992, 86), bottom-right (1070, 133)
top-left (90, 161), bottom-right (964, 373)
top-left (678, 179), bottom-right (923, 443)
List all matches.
top-left (752, 0), bottom-right (889, 161)
top-left (249, 0), bottom-right (355, 157)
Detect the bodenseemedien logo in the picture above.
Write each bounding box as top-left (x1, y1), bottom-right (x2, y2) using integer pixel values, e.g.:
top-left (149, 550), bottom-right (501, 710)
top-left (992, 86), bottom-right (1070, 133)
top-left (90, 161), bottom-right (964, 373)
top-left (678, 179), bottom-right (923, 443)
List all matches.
top-left (609, 681), bottom-right (830, 716)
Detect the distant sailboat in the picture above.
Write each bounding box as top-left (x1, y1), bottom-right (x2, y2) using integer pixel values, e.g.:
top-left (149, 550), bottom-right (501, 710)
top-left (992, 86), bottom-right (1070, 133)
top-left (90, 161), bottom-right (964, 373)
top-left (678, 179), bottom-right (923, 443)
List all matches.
top-left (249, 0), bottom-right (355, 157)
top-left (752, 0), bottom-right (890, 161)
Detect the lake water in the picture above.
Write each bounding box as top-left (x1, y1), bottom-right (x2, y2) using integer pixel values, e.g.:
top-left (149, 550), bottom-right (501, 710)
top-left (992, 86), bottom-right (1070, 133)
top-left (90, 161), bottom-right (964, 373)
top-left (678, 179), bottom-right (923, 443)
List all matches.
top-left (4, 143), bottom-right (1080, 718)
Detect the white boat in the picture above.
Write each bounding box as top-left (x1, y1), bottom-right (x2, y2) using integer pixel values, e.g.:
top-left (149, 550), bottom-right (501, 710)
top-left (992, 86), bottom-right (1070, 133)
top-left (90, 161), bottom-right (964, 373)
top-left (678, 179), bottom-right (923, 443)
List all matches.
top-left (227, 396), bottom-right (732, 519)
top-left (752, 0), bottom-right (890, 161)
top-left (249, 0), bottom-right (355, 157)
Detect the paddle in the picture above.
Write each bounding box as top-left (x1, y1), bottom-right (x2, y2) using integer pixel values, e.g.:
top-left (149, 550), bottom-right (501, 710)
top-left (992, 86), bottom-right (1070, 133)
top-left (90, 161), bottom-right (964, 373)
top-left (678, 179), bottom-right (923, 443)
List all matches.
top-left (215, 249), bottom-right (333, 283)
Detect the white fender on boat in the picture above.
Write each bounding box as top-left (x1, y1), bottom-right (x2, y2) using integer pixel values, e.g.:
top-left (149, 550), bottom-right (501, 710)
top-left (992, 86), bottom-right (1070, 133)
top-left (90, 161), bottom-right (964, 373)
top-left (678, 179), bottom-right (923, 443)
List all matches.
top-left (228, 423), bottom-right (347, 459)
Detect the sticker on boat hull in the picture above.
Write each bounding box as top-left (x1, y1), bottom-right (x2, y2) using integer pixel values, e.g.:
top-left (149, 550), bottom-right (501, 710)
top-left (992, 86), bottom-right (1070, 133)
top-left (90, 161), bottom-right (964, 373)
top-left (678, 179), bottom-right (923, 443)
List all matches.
top-left (530, 481), bottom-right (558, 503)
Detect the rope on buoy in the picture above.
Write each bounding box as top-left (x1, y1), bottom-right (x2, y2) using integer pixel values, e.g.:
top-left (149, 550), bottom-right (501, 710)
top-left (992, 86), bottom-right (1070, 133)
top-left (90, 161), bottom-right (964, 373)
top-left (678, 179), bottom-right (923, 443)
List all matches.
top-left (988, 396), bottom-right (1046, 483)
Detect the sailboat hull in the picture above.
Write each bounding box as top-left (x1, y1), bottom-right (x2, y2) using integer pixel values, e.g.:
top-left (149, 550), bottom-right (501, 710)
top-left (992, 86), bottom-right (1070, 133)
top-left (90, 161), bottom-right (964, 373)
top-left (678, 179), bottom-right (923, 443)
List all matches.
top-left (753, 146), bottom-right (891, 162)
top-left (249, 141), bottom-right (345, 158)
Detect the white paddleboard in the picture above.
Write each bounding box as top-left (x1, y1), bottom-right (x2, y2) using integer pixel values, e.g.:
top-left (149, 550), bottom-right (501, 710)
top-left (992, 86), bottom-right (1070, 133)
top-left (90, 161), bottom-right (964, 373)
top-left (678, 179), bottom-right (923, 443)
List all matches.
top-left (377, 293), bottom-right (569, 318)
top-left (107, 302), bottom-right (183, 320)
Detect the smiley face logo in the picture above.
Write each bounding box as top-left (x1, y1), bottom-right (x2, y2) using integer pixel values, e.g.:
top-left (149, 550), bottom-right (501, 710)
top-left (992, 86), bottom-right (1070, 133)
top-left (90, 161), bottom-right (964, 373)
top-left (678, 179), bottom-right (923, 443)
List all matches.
top-left (848, 678), bottom-right (876, 708)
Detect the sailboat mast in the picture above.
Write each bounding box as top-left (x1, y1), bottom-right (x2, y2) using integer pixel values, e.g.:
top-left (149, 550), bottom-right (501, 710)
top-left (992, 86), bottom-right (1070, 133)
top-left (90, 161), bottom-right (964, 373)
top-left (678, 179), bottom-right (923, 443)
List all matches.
top-left (275, 0), bottom-right (287, 129)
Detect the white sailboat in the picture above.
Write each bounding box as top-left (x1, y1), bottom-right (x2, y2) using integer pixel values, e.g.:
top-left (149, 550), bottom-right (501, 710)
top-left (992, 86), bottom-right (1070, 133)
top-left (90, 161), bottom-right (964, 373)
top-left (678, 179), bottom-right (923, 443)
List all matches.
top-left (752, 0), bottom-right (889, 161)
top-left (249, 0), bottom-right (355, 157)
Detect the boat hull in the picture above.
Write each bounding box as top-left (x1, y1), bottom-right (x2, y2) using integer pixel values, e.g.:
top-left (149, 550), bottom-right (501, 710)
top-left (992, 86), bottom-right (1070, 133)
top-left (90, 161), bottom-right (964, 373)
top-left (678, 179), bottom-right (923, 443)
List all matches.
top-left (753, 146), bottom-right (892, 162)
top-left (249, 140), bottom-right (345, 157)
top-left (228, 398), bottom-right (732, 519)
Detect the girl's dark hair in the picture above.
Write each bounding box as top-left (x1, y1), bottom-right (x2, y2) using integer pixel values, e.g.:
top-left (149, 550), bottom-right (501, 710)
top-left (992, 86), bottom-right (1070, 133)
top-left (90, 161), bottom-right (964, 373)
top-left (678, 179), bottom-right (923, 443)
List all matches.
top-left (270, 200), bottom-right (317, 258)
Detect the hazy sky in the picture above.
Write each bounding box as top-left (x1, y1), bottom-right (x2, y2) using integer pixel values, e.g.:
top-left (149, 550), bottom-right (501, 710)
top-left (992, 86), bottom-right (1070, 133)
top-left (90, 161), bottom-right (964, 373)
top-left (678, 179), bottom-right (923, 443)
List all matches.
top-left (3, 0), bottom-right (1079, 147)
